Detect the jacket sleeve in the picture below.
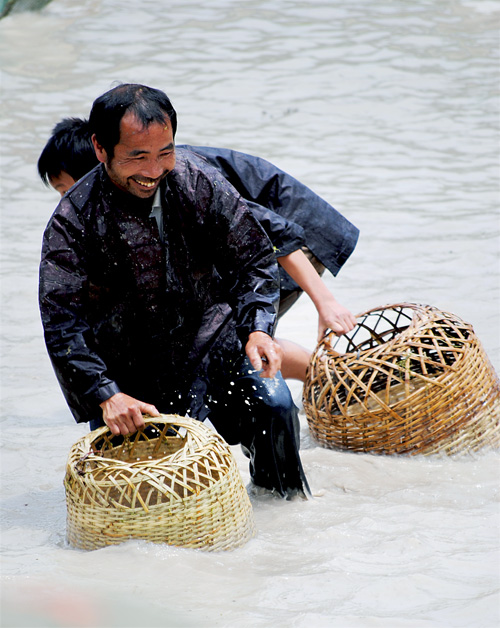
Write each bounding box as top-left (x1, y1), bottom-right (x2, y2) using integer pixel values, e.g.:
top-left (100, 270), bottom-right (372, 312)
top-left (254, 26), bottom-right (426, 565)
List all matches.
top-left (245, 200), bottom-right (305, 258)
top-left (195, 169), bottom-right (281, 343)
top-left (39, 201), bottom-right (120, 422)
top-left (181, 145), bottom-right (359, 276)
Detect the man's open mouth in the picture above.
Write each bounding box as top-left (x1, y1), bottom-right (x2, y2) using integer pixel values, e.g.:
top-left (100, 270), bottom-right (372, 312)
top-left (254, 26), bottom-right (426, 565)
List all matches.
top-left (134, 178), bottom-right (158, 189)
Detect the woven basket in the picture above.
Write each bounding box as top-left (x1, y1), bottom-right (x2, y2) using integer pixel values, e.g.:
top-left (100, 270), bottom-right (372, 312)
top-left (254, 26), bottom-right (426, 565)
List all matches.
top-left (64, 415), bottom-right (256, 551)
top-left (303, 303), bottom-right (500, 455)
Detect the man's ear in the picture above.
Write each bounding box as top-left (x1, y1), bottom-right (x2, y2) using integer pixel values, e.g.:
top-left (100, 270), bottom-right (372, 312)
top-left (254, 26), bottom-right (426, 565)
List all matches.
top-left (92, 134), bottom-right (107, 164)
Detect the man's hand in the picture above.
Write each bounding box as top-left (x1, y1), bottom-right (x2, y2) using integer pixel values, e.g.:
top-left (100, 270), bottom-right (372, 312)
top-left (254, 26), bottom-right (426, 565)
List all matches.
top-left (99, 392), bottom-right (160, 435)
top-left (276, 249), bottom-right (357, 343)
top-left (317, 297), bottom-right (357, 342)
top-left (245, 331), bottom-right (283, 379)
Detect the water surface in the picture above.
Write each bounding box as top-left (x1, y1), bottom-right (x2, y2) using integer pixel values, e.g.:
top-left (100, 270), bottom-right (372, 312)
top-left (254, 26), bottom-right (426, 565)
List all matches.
top-left (1, 1), bottom-right (499, 626)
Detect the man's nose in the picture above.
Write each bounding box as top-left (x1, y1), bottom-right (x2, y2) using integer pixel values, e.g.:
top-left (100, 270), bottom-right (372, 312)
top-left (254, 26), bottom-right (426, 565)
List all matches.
top-left (141, 158), bottom-right (164, 179)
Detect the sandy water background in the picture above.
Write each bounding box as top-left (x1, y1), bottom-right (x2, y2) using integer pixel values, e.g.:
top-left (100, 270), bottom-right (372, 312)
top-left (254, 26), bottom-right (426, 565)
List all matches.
top-left (0, 1), bottom-right (499, 626)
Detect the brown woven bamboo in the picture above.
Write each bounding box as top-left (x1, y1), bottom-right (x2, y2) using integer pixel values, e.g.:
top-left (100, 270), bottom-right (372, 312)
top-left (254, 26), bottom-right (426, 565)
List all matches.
top-left (64, 414), bottom-right (256, 551)
top-left (303, 303), bottom-right (500, 455)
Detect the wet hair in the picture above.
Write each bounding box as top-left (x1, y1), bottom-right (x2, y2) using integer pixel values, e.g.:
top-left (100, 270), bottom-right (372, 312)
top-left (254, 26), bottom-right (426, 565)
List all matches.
top-left (37, 117), bottom-right (98, 186)
top-left (88, 83), bottom-right (177, 159)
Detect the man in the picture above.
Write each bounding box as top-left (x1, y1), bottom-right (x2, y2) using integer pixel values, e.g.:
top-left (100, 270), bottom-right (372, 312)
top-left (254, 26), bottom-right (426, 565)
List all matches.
top-left (38, 117), bottom-right (359, 381)
top-left (39, 83), bottom-right (310, 498)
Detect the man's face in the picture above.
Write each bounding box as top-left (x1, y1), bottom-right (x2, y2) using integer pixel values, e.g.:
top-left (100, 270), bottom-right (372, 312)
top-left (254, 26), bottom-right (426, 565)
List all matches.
top-left (93, 111), bottom-right (176, 199)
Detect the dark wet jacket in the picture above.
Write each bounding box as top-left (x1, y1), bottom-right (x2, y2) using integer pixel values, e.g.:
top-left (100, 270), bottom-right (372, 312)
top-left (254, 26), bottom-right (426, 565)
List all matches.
top-left (180, 145), bottom-right (360, 295)
top-left (39, 150), bottom-right (281, 424)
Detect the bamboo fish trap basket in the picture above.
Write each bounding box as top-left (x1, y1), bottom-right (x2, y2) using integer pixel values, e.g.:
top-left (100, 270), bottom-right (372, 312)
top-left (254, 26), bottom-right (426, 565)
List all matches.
top-left (303, 303), bottom-right (500, 455)
top-left (64, 415), bottom-right (256, 551)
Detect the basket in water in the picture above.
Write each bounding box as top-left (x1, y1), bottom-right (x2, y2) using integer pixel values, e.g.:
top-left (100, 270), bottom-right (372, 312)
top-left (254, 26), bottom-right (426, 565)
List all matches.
top-left (303, 303), bottom-right (500, 455)
top-left (64, 414), bottom-right (256, 551)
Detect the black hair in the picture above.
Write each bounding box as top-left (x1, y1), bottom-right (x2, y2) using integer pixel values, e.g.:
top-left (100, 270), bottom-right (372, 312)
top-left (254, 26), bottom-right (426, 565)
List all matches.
top-left (37, 117), bottom-right (98, 186)
top-left (88, 83), bottom-right (177, 159)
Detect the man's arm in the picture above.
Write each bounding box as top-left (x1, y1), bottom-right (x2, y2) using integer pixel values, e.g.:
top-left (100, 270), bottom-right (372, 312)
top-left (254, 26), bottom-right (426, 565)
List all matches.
top-left (182, 145), bottom-right (359, 279)
top-left (207, 179), bottom-right (281, 347)
top-left (278, 249), bottom-right (357, 341)
top-left (39, 201), bottom-right (159, 432)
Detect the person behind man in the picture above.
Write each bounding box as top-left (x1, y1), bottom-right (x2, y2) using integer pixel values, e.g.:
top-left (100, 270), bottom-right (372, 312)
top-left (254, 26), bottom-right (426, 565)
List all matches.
top-left (39, 83), bottom-right (311, 499)
top-left (38, 117), bottom-right (359, 381)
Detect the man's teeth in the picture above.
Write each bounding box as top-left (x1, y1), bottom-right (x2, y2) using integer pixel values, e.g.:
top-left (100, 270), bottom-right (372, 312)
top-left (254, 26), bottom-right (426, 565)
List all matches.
top-left (136, 179), bottom-right (156, 188)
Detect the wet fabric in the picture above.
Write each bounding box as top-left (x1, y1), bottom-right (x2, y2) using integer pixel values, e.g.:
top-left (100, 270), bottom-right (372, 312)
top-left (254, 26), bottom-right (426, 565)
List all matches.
top-left (179, 145), bottom-right (360, 298)
top-left (187, 356), bottom-right (309, 498)
top-left (40, 153), bottom-right (279, 423)
top-left (39, 150), bottom-right (309, 496)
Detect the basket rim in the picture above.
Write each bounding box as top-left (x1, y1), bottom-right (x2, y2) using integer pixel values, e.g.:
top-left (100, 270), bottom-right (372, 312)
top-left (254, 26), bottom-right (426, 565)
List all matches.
top-left (86, 413), bottom-right (204, 439)
top-left (323, 302), bottom-right (470, 358)
top-left (69, 414), bottom-right (223, 471)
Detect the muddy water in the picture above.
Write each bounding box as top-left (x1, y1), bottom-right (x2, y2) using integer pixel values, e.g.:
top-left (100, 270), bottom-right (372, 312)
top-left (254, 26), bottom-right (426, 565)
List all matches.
top-left (1, 1), bottom-right (499, 626)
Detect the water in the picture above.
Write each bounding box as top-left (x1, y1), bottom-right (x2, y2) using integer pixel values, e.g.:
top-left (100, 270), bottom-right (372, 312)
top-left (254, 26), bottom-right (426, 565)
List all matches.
top-left (1, 1), bottom-right (499, 626)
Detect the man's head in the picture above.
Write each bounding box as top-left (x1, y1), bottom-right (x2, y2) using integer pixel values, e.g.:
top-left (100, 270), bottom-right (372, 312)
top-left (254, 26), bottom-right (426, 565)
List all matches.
top-left (89, 84), bottom-right (177, 199)
top-left (38, 117), bottom-right (99, 196)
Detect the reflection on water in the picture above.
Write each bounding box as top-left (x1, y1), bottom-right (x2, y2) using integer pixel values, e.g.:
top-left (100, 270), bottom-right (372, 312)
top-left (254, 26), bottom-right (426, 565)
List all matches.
top-left (1, 1), bottom-right (499, 626)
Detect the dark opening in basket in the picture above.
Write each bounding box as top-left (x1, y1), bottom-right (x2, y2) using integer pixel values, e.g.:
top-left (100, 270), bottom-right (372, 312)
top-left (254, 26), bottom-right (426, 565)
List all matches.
top-left (91, 422), bottom-right (187, 462)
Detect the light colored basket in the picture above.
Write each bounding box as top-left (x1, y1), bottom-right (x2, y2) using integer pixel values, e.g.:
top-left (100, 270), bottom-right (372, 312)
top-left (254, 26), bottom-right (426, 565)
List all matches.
top-left (64, 414), bottom-right (256, 551)
top-left (303, 303), bottom-right (500, 455)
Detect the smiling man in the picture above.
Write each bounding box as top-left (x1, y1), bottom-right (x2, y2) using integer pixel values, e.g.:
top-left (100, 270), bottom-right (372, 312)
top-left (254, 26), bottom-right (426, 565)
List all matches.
top-left (92, 111), bottom-right (175, 197)
top-left (39, 83), bottom-right (309, 499)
